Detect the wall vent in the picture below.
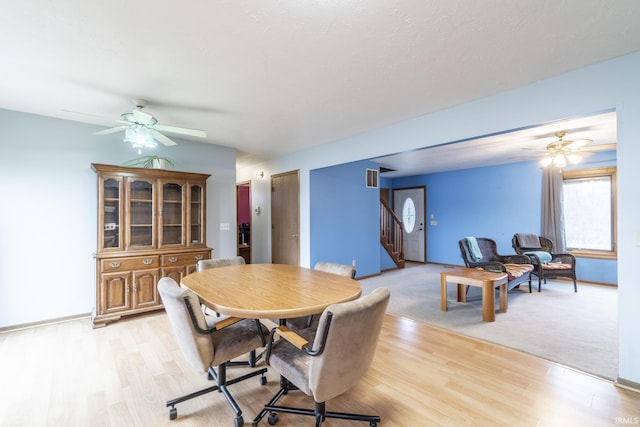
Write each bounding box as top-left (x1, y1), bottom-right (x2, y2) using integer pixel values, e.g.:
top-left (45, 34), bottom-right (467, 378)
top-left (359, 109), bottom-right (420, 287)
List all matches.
top-left (366, 168), bottom-right (379, 189)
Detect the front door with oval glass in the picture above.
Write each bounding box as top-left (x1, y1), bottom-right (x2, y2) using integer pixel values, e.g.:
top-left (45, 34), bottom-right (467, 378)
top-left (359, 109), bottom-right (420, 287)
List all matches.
top-left (393, 187), bottom-right (426, 262)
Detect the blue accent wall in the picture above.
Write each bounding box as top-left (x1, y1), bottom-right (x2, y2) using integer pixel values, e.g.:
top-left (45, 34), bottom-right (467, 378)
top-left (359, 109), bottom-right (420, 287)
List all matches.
top-left (310, 160), bottom-right (380, 277)
top-left (310, 152), bottom-right (617, 284)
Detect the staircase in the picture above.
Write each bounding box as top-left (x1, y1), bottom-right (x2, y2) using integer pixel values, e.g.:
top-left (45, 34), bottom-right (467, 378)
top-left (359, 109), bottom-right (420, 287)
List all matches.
top-left (380, 200), bottom-right (405, 269)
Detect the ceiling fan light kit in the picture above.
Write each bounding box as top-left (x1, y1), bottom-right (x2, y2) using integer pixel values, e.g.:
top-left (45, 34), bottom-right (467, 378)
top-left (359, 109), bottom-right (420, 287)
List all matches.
top-left (124, 126), bottom-right (157, 151)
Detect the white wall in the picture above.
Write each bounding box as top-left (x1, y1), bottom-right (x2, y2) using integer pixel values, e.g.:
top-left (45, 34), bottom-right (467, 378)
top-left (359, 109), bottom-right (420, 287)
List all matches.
top-left (238, 51), bottom-right (640, 384)
top-left (0, 110), bottom-right (238, 327)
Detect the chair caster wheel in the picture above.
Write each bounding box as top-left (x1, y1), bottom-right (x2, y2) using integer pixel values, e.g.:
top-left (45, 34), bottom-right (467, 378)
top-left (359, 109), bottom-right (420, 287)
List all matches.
top-left (268, 412), bottom-right (279, 425)
top-left (260, 375), bottom-right (267, 386)
top-left (169, 407), bottom-right (177, 420)
top-left (234, 415), bottom-right (243, 427)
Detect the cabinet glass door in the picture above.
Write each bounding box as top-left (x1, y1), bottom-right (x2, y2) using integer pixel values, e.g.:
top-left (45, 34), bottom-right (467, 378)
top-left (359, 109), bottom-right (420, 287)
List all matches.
top-left (101, 177), bottom-right (122, 250)
top-left (189, 183), bottom-right (204, 245)
top-left (161, 182), bottom-right (184, 246)
top-left (128, 179), bottom-right (155, 248)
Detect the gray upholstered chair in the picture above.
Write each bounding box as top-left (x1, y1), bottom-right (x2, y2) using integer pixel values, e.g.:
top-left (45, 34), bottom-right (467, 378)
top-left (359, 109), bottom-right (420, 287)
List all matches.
top-left (196, 256), bottom-right (245, 317)
top-left (252, 287), bottom-right (390, 427)
top-left (158, 277), bottom-right (268, 427)
top-left (196, 255), bottom-right (264, 366)
top-left (196, 255), bottom-right (246, 272)
top-left (286, 261), bottom-right (357, 330)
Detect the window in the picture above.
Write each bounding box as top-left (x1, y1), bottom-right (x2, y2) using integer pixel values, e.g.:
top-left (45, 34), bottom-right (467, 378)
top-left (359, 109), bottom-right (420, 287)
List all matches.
top-left (402, 197), bottom-right (416, 233)
top-left (562, 167), bottom-right (616, 259)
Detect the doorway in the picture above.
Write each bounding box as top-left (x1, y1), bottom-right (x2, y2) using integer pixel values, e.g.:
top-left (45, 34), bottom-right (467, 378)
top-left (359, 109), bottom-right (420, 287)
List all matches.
top-left (393, 187), bottom-right (426, 262)
top-left (236, 181), bottom-right (251, 263)
top-left (271, 170), bottom-right (300, 265)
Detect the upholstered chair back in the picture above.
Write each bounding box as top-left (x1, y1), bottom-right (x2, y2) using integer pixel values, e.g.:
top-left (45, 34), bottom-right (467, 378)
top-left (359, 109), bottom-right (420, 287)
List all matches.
top-left (313, 261), bottom-right (356, 279)
top-left (158, 277), bottom-right (213, 372)
top-left (197, 256), bottom-right (245, 272)
top-left (308, 287), bottom-right (390, 403)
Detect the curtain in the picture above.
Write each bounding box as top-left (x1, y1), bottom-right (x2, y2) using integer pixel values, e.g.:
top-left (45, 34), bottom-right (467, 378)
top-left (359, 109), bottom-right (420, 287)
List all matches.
top-left (541, 166), bottom-right (566, 252)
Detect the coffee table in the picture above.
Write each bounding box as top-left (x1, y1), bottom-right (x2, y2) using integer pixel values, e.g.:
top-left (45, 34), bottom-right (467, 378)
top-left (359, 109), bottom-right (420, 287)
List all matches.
top-left (440, 267), bottom-right (509, 322)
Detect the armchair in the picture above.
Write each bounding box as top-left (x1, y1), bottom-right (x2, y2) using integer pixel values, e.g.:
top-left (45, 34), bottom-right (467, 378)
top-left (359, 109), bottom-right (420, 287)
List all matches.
top-left (458, 237), bottom-right (533, 293)
top-left (196, 255), bottom-right (264, 365)
top-left (196, 255), bottom-right (246, 271)
top-left (252, 287), bottom-right (390, 427)
top-left (512, 234), bottom-right (577, 292)
top-left (158, 277), bottom-right (268, 427)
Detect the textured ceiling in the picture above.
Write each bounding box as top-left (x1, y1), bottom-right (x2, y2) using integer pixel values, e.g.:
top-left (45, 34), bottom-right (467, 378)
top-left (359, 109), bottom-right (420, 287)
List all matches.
top-left (1, 1), bottom-right (639, 171)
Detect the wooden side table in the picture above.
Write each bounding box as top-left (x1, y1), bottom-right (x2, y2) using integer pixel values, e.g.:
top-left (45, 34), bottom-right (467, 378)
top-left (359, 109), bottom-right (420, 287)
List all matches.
top-left (441, 267), bottom-right (509, 322)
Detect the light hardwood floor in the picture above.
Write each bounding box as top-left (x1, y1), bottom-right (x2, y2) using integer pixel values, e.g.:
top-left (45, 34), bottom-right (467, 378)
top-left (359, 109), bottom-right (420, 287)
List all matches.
top-left (1, 312), bottom-right (638, 426)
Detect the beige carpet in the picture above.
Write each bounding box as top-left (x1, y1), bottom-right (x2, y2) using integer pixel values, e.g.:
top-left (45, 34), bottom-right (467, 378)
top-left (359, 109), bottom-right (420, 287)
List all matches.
top-left (360, 263), bottom-right (618, 380)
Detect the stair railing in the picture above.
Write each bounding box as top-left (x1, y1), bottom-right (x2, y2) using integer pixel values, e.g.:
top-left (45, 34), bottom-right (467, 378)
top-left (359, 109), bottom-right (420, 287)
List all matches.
top-left (380, 199), bottom-right (404, 266)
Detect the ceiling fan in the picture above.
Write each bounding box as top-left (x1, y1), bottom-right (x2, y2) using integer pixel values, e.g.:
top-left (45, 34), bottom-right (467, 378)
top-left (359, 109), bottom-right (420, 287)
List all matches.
top-left (92, 99), bottom-right (207, 150)
top-left (521, 131), bottom-right (616, 168)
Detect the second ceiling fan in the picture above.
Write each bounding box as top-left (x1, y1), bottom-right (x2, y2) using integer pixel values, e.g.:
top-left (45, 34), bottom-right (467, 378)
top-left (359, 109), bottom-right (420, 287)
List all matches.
top-left (527, 131), bottom-right (615, 168)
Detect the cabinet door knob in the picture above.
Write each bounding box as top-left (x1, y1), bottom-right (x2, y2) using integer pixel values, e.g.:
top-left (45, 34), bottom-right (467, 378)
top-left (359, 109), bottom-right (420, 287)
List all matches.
top-left (169, 256), bottom-right (178, 263)
top-left (195, 255), bottom-right (203, 260)
top-left (143, 258), bottom-right (153, 265)
top-left (110, 261), bottom-right (121, 268)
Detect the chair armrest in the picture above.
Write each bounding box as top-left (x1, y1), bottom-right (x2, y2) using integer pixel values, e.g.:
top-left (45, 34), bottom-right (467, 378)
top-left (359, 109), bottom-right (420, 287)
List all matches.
top-left (500, 254), bottom-right (531, 265)
top-left (274, 325), bottom-right (309, 350)
top-left (212, 316), bottom-right (244, 330)
top-left (265, 325), bottom-right (310, 365)
top-left (469, 261), bottom-right (507, 273)
top-left (522, 252), bottom-right (543, 265)
top-left (550, 253), bottom-right (576, 265)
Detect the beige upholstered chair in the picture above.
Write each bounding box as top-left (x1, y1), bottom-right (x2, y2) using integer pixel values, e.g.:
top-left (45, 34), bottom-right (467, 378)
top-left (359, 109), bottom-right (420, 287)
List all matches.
top-left (286, 261), bottom-right (357, 330)
top-left (196, 255), bottom-right (246, 272)
top-left (313, 261), bottom-right (356, 279)
top-left (158, 277), bottom-right (268, 427)
top-left (196, 256), bottom-right (245, 317)
top-left (196, 255), bottom-right (264, 366)
top-left (252, 287), bottom-right (390, 427)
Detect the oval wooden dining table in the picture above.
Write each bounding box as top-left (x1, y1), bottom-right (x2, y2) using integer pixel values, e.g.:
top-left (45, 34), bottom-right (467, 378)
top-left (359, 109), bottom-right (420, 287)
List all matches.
top-left (180, 263), bottom-right (362, 320)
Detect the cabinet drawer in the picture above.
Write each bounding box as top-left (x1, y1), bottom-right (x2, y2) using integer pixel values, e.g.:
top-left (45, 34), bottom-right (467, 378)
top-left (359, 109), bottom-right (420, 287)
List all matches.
top-left (101, 256), bottom-right (160, 272)
top-left (161, 251), bottom-right (210, 267)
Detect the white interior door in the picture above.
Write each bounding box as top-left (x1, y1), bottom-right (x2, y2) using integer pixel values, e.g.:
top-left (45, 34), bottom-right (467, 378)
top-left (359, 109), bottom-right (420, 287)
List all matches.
top-left (394, 187), bottom-right (425, 262)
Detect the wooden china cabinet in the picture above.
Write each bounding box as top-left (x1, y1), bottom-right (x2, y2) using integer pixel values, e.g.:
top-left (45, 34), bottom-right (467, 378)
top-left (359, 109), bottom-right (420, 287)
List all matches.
top-left (91, 163), bottom-right (212, 327)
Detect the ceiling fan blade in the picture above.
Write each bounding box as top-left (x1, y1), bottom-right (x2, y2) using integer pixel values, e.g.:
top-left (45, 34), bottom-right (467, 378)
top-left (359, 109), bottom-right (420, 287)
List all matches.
top-left (155, 124), bottom-right (206, 138)
top-left (565, 139), bottom-right (592, 150)
top-left (584, 143), bottom-right (616, 151)
top-left (150, 129), bottom-right (177, 146)
top-left (132, 108), bottom-right (155, 125)
top-left (93, 126), bottom-right (127, 136)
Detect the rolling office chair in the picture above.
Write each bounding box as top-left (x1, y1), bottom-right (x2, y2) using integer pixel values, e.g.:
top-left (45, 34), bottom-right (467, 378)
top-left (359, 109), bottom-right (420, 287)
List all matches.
top-left (252, 287), bottom-right (390, 427)
top-left (158, 277), bottom-right (268, 427)
top-left (286, 261), bottom-right (357, 330)
top-left (196, 255), bottom-right (265, 367)
top-left (196, 256), bottom-right (247, 272)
